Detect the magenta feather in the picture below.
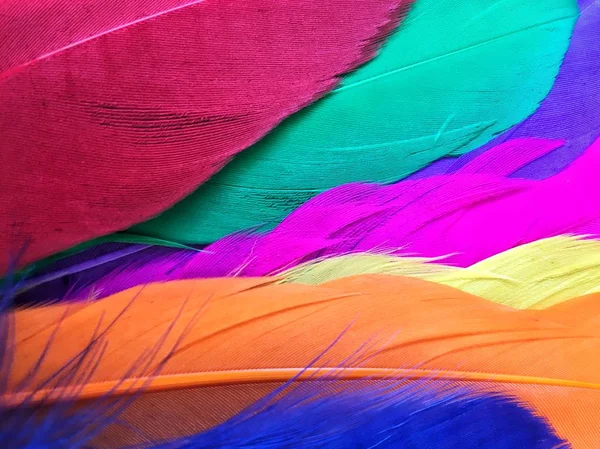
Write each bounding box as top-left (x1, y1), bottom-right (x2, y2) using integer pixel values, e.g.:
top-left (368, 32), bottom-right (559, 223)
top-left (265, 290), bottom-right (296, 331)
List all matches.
top-left (15, 137), bottom-right (600, 303)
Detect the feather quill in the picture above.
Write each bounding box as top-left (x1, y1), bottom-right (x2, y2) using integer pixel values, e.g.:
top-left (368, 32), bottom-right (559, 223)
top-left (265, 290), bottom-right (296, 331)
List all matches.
top-left (0, 0), bottom-right (413, 272)
top-left (7, 276), bottom-right (600, 447)
top-left (129, 0), bottom-right (579, 243)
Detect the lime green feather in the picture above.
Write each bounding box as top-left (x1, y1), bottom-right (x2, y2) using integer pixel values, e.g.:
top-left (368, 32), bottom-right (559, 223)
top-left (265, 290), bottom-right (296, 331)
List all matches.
top-left (280, 235), bottom-right (600, 309)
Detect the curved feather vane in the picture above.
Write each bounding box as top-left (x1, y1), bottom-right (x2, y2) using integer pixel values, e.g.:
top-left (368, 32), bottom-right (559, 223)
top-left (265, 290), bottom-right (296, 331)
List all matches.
top-left (15, 234), bottom-right (600, 308)
top-left (280, 235), bottom-right (600, 309)
top-left (19, 137), bottom-right (600, 304)
top-left (12, 137), bottom-right (564, 292)
top-left (7, 276), bottom-right (600, 447)
top-left (5, 0), bottom-right (600, 447)
top-left (129, 0), bottom-right (578, 243)
top-left (415, 0), bottom-right (600, 179)
top-left (189, 137), bottom-right (600, 270)
top-left (0, 0), bottom-right (413, 272)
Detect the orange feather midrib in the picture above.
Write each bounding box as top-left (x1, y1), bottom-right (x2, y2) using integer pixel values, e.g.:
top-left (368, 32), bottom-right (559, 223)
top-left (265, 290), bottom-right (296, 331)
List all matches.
top-left (5, 367), bottom-right (600, 406)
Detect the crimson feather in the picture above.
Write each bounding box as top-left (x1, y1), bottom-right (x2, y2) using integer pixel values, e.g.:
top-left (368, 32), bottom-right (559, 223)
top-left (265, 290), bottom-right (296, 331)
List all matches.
top-left (0, 0), bottom-right (412, 273)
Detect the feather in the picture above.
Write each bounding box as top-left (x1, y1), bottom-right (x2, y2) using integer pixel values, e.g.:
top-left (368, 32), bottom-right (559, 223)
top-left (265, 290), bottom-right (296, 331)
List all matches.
top-left (189, 136), bottom-right (600, 270)
top-left (280, 235), bottom-right (600, 309)
top-left (129, 0), bottom-right (579, 244)
top-left (7, 275), bottom-right (600, 447)
top-left (13, 235), bottom-right (204, 298)
top-left (19, 137), bottom-right (600, 304)
top-left (6, 386), bottom-right (567, 449)
top-left (121, 383), bottom-right (568, 448)
top-left (4, 0), bottom-right (599, 447)
top-left (415, 0), bottom-right (600, 179)
top-left (15, 242), bottom-right (223, 305)
top-left (0, 270), bottom-right (197, 449)
top-left (13, 137), bottom-right (562, 292)
top-left (19, 234), bottom-right (600, 309)
top-left (0, 0), bottom-right (413, 273)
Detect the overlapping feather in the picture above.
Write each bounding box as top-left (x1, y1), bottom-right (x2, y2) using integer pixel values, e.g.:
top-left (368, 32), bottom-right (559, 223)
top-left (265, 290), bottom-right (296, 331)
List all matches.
top-left (0, 0), bottom-right (414, 272)
top-left (280, 235), bottom-right (600, 309)
top-left (416, 0), bottom-right (600, 179)
top-left (4, 0), bottom-right (600, 447)
top-left (13, 0), bottom-right (596, 271)
top-left (17, 137), bottom-right (600, 304)
top-left (14, 234), bottom-right (600, 309)
top-left (129, 0), bottom-right (579, 244)
top-left (6, 275), bottom-right (600, 447)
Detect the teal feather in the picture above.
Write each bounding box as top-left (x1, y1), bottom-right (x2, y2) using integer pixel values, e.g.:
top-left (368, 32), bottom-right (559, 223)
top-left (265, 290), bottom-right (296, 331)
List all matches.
top-left (131, 0), bottom-right (578, 243)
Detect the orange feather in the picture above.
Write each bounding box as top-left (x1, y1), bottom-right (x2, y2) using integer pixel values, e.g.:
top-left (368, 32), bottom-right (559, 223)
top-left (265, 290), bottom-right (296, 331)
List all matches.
top-left (10, 276), bottom-right (600, 447)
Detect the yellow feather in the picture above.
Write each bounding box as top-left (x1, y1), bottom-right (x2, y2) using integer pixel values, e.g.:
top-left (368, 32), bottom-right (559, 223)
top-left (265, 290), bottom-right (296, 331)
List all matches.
top-left (280, 235), bottom-right (600, 309)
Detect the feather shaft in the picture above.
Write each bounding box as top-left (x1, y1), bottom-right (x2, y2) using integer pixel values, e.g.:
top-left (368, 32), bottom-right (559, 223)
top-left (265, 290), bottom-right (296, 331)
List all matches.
top-left (8, 275), bottom-right (600, 447)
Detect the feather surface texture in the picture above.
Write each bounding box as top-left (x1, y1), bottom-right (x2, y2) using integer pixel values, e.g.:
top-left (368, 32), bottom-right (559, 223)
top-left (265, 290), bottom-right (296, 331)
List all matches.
top-left (173, 137), bottom-right (600, 270)
top-left (415, 0), bottom-right (600, 179)
top-left (19, 137), bottom-right (600, 304)
top-left (4, 0), bottom-right (600, 447)
top-left (129, 0), bottom-right (579, 243)
top-left (0, 0), bottom-right (414, 273)
top-left (7, 276), bottom-right (600, 447)
top-left (280, 235), bottom-right (600, 309)
top-left (15, 235), bottom-right (600, 308)
top-left (113, 384), bottom-right (568, 448)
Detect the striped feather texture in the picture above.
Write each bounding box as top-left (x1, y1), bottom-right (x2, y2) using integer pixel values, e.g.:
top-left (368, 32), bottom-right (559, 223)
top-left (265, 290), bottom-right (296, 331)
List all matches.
top-left (4, 1), bottom-right (600, 448)
top-left (0, 0), bottom-right (413, 272)
top-left (15, 138), bottom-right (600, 304)
top-left (6, 275), bottom-right (600, 447)
top-left (129, 0), bottom-right (578, 244)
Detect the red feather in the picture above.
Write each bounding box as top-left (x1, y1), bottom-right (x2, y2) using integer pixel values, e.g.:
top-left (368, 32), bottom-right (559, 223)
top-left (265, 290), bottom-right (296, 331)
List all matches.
top-left (0, 0), bottom-right (411, 272)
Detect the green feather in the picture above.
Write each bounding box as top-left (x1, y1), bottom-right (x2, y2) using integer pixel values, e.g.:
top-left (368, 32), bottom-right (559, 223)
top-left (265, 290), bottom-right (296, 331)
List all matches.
top-left (132, 0), bottom-right (577, 243)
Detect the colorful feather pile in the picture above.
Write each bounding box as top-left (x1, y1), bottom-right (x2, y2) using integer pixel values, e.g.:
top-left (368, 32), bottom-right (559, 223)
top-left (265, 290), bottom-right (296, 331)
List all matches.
top-left (3, 0), bottom-right (600, 447)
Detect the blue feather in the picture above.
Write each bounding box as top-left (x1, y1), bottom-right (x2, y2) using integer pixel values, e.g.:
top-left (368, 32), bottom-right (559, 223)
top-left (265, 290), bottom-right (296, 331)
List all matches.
top-left (140, 381), bottom-right (568, 449)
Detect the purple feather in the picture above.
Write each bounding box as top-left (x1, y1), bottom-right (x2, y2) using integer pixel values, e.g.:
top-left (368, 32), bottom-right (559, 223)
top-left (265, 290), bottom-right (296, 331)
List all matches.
top-left (17, 137), bottom-right (600, 303)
